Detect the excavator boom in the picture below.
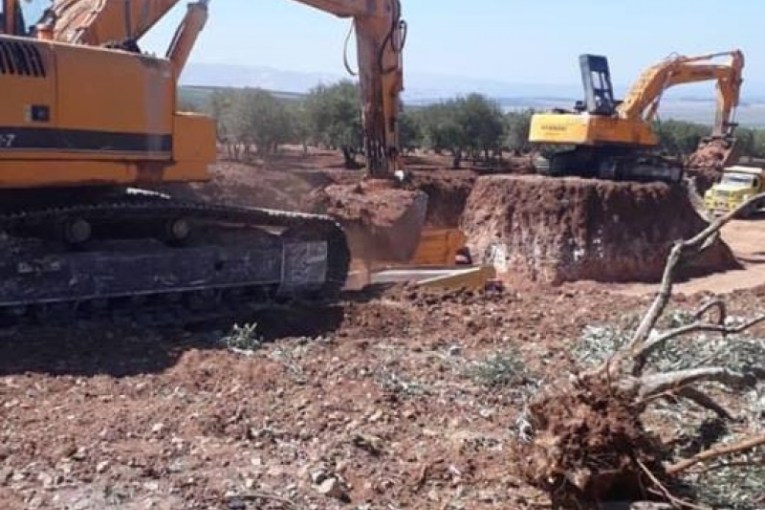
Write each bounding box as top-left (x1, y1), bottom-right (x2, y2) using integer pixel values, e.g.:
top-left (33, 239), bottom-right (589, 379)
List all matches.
top-left (294, 0), bottom-right (406, 178)
top-left (617, 51), bottom-right (744, 136)
top-left (37, 0), bottom-right (182, 45)
top-left (39, 0), bottom-right (405, 178)
top-left (293, 0), bottom-right (377, 17)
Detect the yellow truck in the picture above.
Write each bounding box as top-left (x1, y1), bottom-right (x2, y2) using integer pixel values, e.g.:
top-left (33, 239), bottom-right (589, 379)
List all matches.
top-left (704, 165), bottom-right (765, 217)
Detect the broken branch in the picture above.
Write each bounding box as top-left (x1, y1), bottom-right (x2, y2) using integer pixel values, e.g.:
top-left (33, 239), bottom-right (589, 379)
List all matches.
top-left (672, 387), bottom-right (733, 420)
top-left (632, 314), bottom-right (765, 375)
top-left (693, 299), bottom-right (727, 324)
top-left (635, 366), bottom-right (758, 398)
top-left (623, 191), bottom-right (765, 369)
top-left (667, 433), bottom-right (765, 475)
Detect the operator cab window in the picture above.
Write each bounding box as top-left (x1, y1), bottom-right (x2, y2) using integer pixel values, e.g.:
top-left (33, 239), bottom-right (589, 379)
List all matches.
top-left (0, 0), bottom-right (48, 36)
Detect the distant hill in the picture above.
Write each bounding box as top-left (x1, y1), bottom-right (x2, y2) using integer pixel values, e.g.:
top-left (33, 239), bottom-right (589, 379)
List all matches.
top-left (179, 63), bottom-right (765, 128)
top-left (181, 64), bottom-right (340, 94)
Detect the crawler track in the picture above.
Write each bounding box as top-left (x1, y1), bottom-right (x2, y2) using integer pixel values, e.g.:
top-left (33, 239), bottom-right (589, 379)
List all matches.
top-left (0, 192), bottom-right (350, 326)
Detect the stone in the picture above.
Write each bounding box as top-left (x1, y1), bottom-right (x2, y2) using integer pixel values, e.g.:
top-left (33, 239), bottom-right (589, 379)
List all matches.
top-left (316, 477), bottom-right (349, 502)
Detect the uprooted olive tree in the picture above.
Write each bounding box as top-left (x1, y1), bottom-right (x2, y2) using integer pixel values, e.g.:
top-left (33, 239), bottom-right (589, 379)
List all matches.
top-left (516, 191), bottom-right (765, 509)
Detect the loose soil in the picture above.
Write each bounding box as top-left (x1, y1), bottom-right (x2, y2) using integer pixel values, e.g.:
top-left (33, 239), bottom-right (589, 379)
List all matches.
top-left (519, 378), bottom-right (669, 508)
top-left (460, 175), bottom-right (739, 285)
top-left (155, 149), bottom-right (762, 292)
top-left (612, 212), bottom-right (765, 296)
top-left (687, 138), bottom-right (738, 172)
top-left (1, 283), bottom-right (763, 509)
top-left (157, 150), bottom-right (473, 262)
top-left (310, 181), bottom-right (428, 263)
top-left (1, 150), bottom-right (764, 509)
top-left (409, 170), bottom-right (477, 228)
top-left (685, 138), bottom-right (740, 194)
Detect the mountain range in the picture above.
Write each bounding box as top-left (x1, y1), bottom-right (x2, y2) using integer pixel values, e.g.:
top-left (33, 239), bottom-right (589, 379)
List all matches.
top-left (180, 63), bottom-right (765, 127)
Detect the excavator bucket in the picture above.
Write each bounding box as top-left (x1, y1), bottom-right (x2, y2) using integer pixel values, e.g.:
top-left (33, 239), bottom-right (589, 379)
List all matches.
top-left (312, 180), bottom-right (428, 264)
top-left (718, 137), bottom-right (741, 167)
top-left (688, 136), bottom-right (741, 169)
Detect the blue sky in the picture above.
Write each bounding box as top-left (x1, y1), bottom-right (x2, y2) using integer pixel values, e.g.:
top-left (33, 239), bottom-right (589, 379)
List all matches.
top-left (19, 1), bottom-right (764, 88)
top-left (133, 0), bottom-right (764, 87)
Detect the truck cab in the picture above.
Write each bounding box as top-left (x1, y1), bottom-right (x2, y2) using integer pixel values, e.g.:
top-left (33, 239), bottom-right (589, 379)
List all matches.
top-left (704, 165), bottom-right (764, 217)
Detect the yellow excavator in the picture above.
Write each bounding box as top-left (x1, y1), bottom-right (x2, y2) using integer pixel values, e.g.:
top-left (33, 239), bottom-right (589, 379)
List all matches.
top-left (529, 51), bottom-right (745, 183)
top-left (0, 0), bottom-right (406, 321)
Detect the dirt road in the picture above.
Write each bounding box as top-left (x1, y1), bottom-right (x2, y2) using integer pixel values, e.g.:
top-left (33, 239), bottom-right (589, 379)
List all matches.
top-left (606, 216), bottom-right (765, 296)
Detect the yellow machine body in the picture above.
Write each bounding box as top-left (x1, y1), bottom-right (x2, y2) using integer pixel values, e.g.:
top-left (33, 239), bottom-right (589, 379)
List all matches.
top-left (0, 0), bottom-right (411, 318)
top-left (528, 51), bottom-right (744, 183)
top-left (0, 35), bottom-right (215, 189)
top-left (529, 113), bottom-right (658, 147)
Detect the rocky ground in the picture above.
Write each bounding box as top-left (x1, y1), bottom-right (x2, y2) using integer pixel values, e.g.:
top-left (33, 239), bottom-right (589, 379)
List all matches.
top-left (1, 150), bottom-right (763, 509)
top-left (0, 282), bottom-right (763, 510)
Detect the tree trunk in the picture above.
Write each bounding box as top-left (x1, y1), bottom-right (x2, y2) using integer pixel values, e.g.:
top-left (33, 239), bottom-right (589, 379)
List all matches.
top-left (452, 150), bottom-right (462, 169)
top-left (342, 147), bottom-right (357, 169)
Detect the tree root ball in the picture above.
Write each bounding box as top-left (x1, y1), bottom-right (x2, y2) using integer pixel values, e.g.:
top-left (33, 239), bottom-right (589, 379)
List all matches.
top-left (518, 377), bottom-right (672, 509)
top-left (461, 175), bottom-right (740, 284)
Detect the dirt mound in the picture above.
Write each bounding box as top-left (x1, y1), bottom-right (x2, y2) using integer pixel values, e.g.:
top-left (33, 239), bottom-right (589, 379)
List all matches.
top-left (461, 175), bottom-right (740, 284)
top-left (410, 170), bottom-right (477, 227)
top-left (685, 167), bottom-right (721, 196)
top-left (310, 181), bottom-right (428, 262)
top-left (155, 161), bottom-right (333, 212)
top-left (156, 159), bottom-right (439, 263)
top-left (685, 138), bottom-right (740, 194)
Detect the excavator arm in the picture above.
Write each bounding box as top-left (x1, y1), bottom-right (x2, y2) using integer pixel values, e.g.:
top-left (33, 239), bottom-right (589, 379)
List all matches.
top-left (294, 0), bottom-right (405, 178)
top-left (617, 51), bottom-right (745, 137)
top-left (38, 0), bottom-right (406, 178)
top-left (36, 0), bottom-right (182, 45)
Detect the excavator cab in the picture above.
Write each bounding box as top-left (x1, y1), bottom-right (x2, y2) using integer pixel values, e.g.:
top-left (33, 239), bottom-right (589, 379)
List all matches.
top-left (578, 54), bottom-right (617, 115)
top-left (0, 0), bottom-right (26, 35)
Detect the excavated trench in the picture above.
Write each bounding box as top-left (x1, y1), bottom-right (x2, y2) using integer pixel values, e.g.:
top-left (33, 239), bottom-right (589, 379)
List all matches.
top-left (309, 181), bottom-right (428, 263)
top-left (161, 160), bottom-right (738, 286)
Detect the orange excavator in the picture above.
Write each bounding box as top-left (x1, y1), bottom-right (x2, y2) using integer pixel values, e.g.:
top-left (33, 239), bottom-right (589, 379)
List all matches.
top-left (0, 0), bottom-right (408, 321)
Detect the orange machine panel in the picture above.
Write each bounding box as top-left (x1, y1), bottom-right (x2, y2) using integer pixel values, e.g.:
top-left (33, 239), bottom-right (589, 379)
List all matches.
top-left (0, 35), bottom-right (174, 163)
top-left (54, 43), bottom-right (174, 139)
top-left (0, 34), bottom-right (216, 189)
